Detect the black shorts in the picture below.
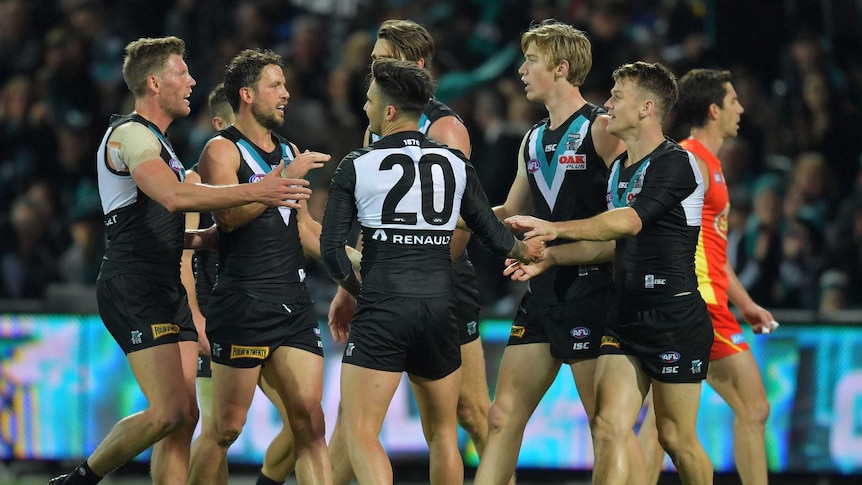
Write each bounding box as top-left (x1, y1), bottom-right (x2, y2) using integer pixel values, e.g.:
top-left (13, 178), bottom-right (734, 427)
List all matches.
top-left (96, 273), bottom-right (197, 354)
top-left (506, 288), bottom-right (612, 361)
top-left (600, 293), bottom-right (712, 383)
top-left (197, 354), bottom-right (212, 378)
top-left (452, 256), bottom-right (481, 345)
top-left (344, 291), bottom-right (460, 379)
top-left (206, 285), bottom-right (323, 368)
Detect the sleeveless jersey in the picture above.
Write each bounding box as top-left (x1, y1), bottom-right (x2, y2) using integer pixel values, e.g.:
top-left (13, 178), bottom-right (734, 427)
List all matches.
top-left (607, 138), bottom-right (704, 307)
top-left (213, 126), bottom-right (305, 302)
top-left (681, 138), bottom-right (730, 307)
top-left (523, 104), bottom-right (614, 304)
top-left (96, 113), bottom-right (186, 281)
top-left (321, 131), bottom-right (514, 298)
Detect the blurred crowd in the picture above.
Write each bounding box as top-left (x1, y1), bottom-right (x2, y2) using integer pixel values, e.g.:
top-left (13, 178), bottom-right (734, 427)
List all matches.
top-left (1, 0), bottom-right (861, 315)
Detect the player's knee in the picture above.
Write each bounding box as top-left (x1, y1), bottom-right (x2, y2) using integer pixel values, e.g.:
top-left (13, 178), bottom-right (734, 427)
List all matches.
top-left (590, 413), bottom-right (624, 445)
top-left (150, 405), bottom-right (190, 436)
top-left (741, 396), bottom-right (770, 427)
top-left (214, 426), bottom-right (242, 448)
top-left (457, 395), bottom-right (488, 434)
top-left (655, 423), bottom-right (693, 458)
top-left (288, 402), bottom-right (326, 440)
top-left (486, 400), bottom-right (513, 433)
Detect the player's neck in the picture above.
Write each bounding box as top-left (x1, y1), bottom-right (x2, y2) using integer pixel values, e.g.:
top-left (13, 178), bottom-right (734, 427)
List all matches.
top-left (380, 117), bottom-right (420, 137)
top-left (544, 86), bottom-right (586, 131)
top-left (234, 117), bottom-right (275, 151)
top-left (134, 99), bottom-right (172, 134)
top-left (623, 125), bottom-right (665, 166)
top-left (688, 125), bottom-right (724, 157)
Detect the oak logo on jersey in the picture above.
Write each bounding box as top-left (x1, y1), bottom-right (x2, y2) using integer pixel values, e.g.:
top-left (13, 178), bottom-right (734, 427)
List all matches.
top-left (230, 345), bottom-right (269, 360)
top-left (510, 325), bottom-right (526, 338)
top-left (559, 153), bottom-right (586, 170)
top-left (151, 323), bottom-right (180, 339)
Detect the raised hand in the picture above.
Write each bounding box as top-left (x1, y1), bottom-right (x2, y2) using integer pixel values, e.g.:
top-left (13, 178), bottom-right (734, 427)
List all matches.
top-left (505, 215), bottom-right (558, 240)
top-left (256, 161), bottom-right (311, 208)
top-left (282, 149), bottom-right (332, 179)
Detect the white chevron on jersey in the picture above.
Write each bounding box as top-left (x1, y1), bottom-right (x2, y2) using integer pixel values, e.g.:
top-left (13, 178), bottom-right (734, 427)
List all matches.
top-left (236, 141), bottom-right (296, 226)
top-left (352, 145), bottom-right (468, 231)
top-left (526, 119), bottom-right (590, 212)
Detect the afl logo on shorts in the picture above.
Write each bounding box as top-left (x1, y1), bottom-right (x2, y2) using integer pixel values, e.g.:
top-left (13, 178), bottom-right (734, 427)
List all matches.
top-left (249, 174), bottom-right (266, 183)
top-left (527, 159), bottom-right (541, 174)
top-left (660, 351), bottom-right (681, 363)
top-left (570, 326), bottom-right (590, 339)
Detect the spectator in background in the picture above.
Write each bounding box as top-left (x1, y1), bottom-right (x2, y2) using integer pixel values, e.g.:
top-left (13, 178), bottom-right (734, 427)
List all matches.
top-left (736, 174), bottom-right (785, 307)
top-left (1, 187), bottom-right (60, 298)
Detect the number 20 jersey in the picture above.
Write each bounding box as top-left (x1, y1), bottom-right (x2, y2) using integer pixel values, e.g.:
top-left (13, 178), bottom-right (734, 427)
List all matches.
top-left (322, 131), bottom-right (515, 298)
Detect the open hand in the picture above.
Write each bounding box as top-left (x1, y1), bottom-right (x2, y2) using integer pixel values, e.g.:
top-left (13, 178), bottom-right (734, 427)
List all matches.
top-left (282, 150), bottom-right (332, 179)
top-left (505, 215), bottom-right (558, 240)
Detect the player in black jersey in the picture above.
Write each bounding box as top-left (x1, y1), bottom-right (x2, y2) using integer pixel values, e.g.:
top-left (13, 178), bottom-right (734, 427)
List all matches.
top-left (325, 19), bottom-right (500, 484)
top-left (49, 37), bottom-right (311, 485)
top-left (180, 84), bottom-right (303, 485)
top-left (185, 49), bottom-right (334, 485)
top-left (507, 61), bottom-right (714, 485)
top-left (471, 20), bottom-right (636, 485)
top-left (320, 59), bottom-right (544, 485)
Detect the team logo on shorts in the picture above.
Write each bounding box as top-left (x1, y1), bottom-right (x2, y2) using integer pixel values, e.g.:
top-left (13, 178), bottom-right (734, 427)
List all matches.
top-left (230, 345), bottom-right (269, 360)
top-left (731, 333), bottom-right (745, 345)
top-left (690, 359), bottom-right (703, 374)
top-left (600, 335), bottom-right (620, 348)
top-left (466, 321), bottom-right (478, 336)
top-left (249, 174), bottom-right (266, 183)
top-left (527, 159), bottom-right (541, 174)
top-left (151, 323), bottom-right (180, 339)
top-left (660, 351), bottom-right (681, 363)
top-left (345, 342), bottom-right (355, 356)
top-left (510, 325), bottom-right (526, 338)
top-left (570, 326), bottom-right (590, 339)
top-left (130, 330), bottom-right (143, 345)
top-left (212, 343), bottom-right (222, 357)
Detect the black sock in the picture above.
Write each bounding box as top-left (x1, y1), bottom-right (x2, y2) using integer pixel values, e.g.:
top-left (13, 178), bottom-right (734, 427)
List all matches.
top-left (64, 461), bottom-right (103, 485)
top-left (255, 471), bottom-right (284, 485)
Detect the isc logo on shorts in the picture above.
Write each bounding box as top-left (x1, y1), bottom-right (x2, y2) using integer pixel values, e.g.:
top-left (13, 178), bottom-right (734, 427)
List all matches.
top-left (510, 325), bottom-right (526, 338)
top-left (230, 345), bottom-right (269, 360)
top-left (151, 324), bottom-right (180, 339)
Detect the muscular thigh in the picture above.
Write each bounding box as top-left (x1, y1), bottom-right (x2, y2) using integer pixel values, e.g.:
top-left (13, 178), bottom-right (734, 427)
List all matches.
top-left (97, 272), bottom-right (196, 354)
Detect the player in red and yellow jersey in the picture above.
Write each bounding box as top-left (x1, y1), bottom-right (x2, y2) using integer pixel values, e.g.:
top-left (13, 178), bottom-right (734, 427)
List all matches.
top-left (637, 69), bottom-right (777, 485)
